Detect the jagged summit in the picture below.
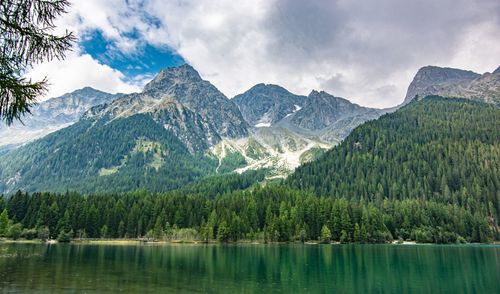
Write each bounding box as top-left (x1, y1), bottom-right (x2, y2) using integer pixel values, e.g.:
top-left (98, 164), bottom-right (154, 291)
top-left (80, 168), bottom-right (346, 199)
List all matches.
top-left (404, 65), bottom-right (500, 105)
top-left (493, 66), bottom-right (500, 75)
top-left (143, 64), bottom-right (202, 92)
top-left (291, 90), bottom-right (377, 131)
top-left (233, 83), bottom-right (306, 126)
top-left (83, 64), bottom-right (248, 151)
top-left (403, 66), bottom-right (480, 104)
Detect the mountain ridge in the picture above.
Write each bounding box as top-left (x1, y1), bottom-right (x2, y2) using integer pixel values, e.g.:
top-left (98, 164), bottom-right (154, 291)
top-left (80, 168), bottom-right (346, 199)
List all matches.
top-left (0, 87), bottom-right (122, 146)
top-left (1, 63), bottom-right (499, 194)
top-left (403, 65), bottom-right (500, 105)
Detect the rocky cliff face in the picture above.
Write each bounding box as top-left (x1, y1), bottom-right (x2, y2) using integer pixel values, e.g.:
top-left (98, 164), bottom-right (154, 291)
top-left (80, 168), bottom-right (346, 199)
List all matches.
top-left (222, 87), bottom-right (385, 176)
top-left (431, 72), bottom-right (500, 106)
top-left (283, 90), bottom-right (384, 143)
top-left (84, 64), bottom-right (248, 153)
top-left (403, 66), bottom-right (480, 104)
top-left (290, 91), bottom-right (375, 130)
top-left (0, 87), bottom-right (122, 146)
top-left (142, 64), bottom-right (248, 138)
top-left (404, 65), bottom-right (500, 106)
top-left (232, 84), bottom-right (306, 127)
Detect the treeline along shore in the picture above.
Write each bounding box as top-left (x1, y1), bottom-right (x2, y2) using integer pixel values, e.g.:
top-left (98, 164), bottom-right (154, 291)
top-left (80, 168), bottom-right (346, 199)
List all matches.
top-left (0, 187), bottom-right (495, 244)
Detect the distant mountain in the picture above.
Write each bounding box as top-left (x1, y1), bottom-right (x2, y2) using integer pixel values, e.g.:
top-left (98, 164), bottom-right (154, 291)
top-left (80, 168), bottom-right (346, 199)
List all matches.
top-left (403, 65), bottom-right (500, 105)
top-left (403, 66), bottom-right (480, 104)
top-left (233, 84), bottom-right (306, 127)
top-left (216, 88), bottom-right (385, 176)
top-left (0, 64), bottom-right (254, 193)
top-left (434, 71), bottom-right (500, 105)
top-left (264, 90), bottom-right (384, 144)
top-left (141, 64), bottom-right (248, 138)
top-left (0, 87), bottom-right (122, 146)
top-left (16, 62), bottom-right (500, 193)
top-left (84, 64), bottom-right (248, 153)
top-left (289, 91), bottom-right (383, 137)
top-left (288, 96), bottom-right (500, 211)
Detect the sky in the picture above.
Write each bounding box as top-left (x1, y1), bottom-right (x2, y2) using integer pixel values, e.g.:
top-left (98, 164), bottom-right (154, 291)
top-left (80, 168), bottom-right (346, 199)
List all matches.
top-left (28, 0), bottom-right (500, 108)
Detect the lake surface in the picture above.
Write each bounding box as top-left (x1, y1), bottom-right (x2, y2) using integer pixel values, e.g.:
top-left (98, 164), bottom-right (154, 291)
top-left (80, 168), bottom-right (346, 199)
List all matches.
top-left (0, 243), bottom-right (498, 293)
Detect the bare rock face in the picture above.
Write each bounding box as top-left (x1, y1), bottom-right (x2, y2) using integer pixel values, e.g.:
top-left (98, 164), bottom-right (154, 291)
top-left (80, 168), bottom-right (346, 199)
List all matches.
top-left (233, 84), bottom-right (306, 127)
top-left (404, 65), bottom-right (500, 106)
top-left (291, 91), bottom-right (370, 130)
top-left (84, 64), bottom-right (248, 153)
top-left (288, 91), bottom-right (384, 142)
top-left (142, 64), bottom-right (249, 138)
top-left (403, 66), bottom-right (484, 104)
top-left (150, 101), bottom-right (221, 154)
top-left (0, 87), bottom-right (122, 146)
top-left (433, 71), bottom-right (500, 106)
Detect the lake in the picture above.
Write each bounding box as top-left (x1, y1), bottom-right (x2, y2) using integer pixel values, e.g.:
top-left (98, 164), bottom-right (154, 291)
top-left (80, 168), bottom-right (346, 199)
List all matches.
top-left (0, 243), bottom-right (498, 293)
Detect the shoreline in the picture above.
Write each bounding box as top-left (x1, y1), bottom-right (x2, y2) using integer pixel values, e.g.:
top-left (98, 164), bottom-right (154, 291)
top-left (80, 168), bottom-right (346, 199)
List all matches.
top-left (1, 238), bottom-right (498, 246)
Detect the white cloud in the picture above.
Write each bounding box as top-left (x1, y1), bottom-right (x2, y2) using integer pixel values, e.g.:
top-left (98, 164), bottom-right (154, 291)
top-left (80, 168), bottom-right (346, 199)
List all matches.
top-left (28, 50), bottom-right (141, 100)
top-left (29, 0), bottom-right (500, 107)
top-left (144, 0), bottom-right (500, 108)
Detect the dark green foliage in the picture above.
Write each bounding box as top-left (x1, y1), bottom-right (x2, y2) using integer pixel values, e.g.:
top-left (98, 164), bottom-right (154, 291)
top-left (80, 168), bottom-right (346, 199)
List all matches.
top-left (7, 223), bottom-right (22, 239)
top-left (0, 208), bottom-right (10, 236)
top-left (57, 229), bottom-right (72, 243)
top-left (0, 97), bottom-right (497, 244)
top-left (21, 228), bottom-right (37, 240)
top-left (289, 97), bottom-right (500, 229)
top-left (176, 169), bottom-right (267, 198)
top-left (36, 226), bottom-right (49, 241)
top-left (0, 0), bottom-right (75, 125)
top-left (217, 151), bottom-right (247, 173)
top-left (0, 114), bottom-right (218, 193)
top-left (1, 186), bottom-right (493, 243)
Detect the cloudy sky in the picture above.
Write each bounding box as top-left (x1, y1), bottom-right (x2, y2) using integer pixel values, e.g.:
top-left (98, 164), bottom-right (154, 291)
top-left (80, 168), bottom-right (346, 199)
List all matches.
top-left (29, 0), bottom-right (500, 108)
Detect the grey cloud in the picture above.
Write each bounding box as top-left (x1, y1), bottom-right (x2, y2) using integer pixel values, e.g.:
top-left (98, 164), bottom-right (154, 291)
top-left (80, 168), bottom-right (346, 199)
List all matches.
top-left (61, 0), bottom-right (500, 108)
top-left (318, 73), bottom-right (345, 93)
top-left (258, 0), bottom-right (499, 106)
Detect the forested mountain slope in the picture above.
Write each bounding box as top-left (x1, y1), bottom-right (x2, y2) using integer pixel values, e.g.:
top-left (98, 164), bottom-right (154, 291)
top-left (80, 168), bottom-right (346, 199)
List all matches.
top-left (0, 114), bottom-right (217, 193)
top-left (288, 97), bottom-right (500, 223)
top-left (1, 96), bottom-right (497, 243)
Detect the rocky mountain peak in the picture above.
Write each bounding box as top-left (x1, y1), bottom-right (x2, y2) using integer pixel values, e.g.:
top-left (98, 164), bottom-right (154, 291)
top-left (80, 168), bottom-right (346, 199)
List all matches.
top-left (291, 90), bottom-right (375, 131)
top-left (143, 64), bottom-right (202, 93)
top-left (233, 84), bottom-right (306, 127)
top-left (403, 65), bottom-right (500, 106)
top-left (84, 64), bottom-right (248, 152)
top-left (307, 90), bottom-right (352, 106)
top-left (403, 66), bottom-right (480, 104)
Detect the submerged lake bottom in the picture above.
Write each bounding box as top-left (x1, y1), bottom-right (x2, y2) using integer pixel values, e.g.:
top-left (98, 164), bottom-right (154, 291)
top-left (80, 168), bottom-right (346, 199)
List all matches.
top-left (0, 243), bottom-right (498, 293)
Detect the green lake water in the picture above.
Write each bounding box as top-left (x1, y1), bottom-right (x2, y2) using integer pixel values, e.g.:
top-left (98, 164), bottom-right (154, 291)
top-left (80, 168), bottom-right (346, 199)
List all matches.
top-left (0, 243), bottom-right (498, 293)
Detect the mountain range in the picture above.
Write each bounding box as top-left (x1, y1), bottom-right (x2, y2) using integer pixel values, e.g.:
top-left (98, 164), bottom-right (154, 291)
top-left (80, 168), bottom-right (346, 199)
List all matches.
top-left (403, 65), bottom-right (500, 105)
top-left (0, 87), bottom-right (122, 148)
top-left (0, 63), bottom-right (498, 194)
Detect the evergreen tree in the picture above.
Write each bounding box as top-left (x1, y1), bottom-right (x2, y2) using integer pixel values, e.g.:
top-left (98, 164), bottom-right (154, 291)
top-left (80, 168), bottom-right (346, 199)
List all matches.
top-left (217, 220), bottom-right (230, 242)
top-left (153, 217), bottom-right (163, 240)
top-left (7, 223), bottom-right (22, 239)
top-left (0, 0), bottom-right (75, 124)
top-left (320, 224), bottom-right (332, 243)
top-left (0, 209), bottom-right (10, 236)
